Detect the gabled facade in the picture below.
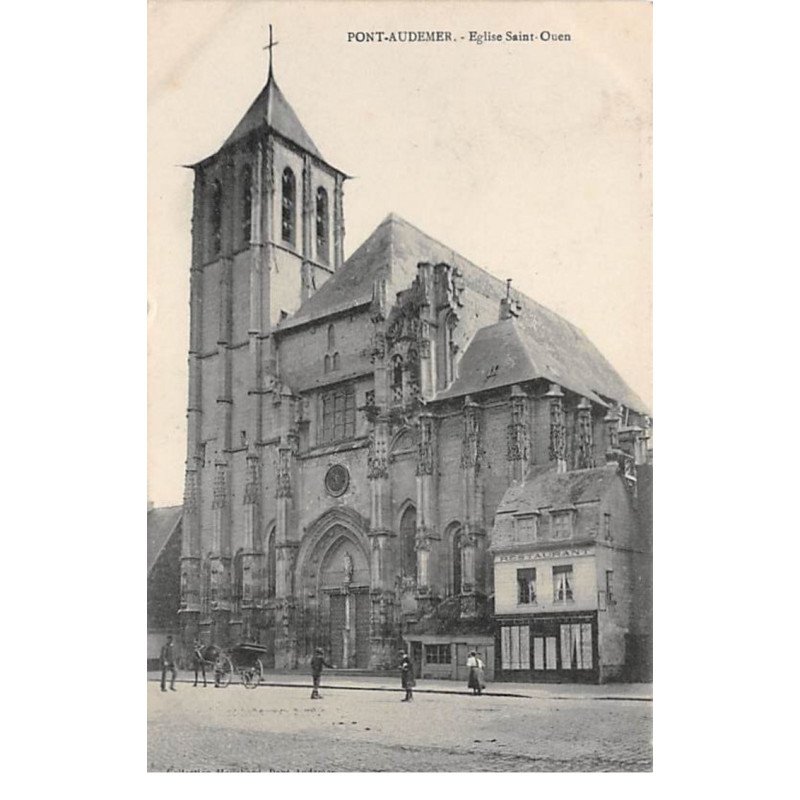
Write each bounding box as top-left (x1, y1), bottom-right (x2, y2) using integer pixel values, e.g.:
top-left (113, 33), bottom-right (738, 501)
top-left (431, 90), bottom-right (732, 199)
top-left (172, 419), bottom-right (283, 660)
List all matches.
top-left (491, 458), bottom-right (652, 683)
top-left (177, 60), bottom-right (652, 679)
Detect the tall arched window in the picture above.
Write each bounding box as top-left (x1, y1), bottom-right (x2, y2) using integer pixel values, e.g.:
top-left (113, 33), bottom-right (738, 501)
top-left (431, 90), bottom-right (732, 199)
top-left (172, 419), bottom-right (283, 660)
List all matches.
top-left (316, 186), bottom-right (329, 264)
top-left (210, 180), bottom-right (222, 258)
top-left (265, 527), bottom-right (276, 599)
top-left (240, 167), bottom-right (252, 246)
top-left (399, 505), bottom-right (417, 579)
top-left (332, 352), bottom-right (340, 371)
top-left (327, 324), bottom-right (336, 350)
top-left (281, 167), bottom-right (296, 245)
top-left (324, 354), bottom-right (331, 374)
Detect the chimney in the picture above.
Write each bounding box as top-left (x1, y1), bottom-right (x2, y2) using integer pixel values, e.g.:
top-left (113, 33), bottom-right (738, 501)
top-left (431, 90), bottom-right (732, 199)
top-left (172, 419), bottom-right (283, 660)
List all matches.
top-left (499, 278), bottom-right (521, 321)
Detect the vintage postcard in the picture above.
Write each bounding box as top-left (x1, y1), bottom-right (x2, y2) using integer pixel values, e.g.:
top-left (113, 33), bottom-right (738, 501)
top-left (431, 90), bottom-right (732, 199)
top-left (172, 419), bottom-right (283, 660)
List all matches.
top-left (148, 0), bottom-right (652, 772)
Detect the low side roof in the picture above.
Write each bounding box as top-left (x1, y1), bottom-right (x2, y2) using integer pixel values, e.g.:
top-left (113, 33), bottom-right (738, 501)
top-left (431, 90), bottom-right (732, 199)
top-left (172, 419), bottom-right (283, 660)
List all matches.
top-left (438, 313), bottom-right (648, 412)
top-left (147, 506), bottom-right (182, 573)
top-left (491, 464), bottom-right (622, 550)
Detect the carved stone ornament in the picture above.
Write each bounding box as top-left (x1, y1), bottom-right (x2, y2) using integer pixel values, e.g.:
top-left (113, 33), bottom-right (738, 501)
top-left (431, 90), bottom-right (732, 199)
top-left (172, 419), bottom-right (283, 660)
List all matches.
top-left (367, 431), bottom-right (389, 479)
top-left (547, 386), bottom-right (566, 463)
top-left (183, 466), bottom-right (199, 512)
top-left (507, 392), bottom-right (530, 462)
top-left (575, 398), bottom-right (595, 469)
top-left (461, 400), bottom-right (482, 471)
top-left (180, 570), bottom-right (189, 607)
top-left (275, 448), bottom-right (293, 499)
top-left (605, 405), bottom-right (621, 451)
top-left (325, 463), bottom-right (350, 497)
top-left (416, 417), bottom-right (434, 476)
top-left (370, 330), bottom-right (386, 363)
top-left (415, 527), bottom-right (433, 551)
top-left (211, 462), bottom-right (228, 509)
top-left (343, 551), bottom-right (354, 584)
top-left (243, 453), bottom-right (260, 505)
top-left (371, 276), bottom-right (389, 323)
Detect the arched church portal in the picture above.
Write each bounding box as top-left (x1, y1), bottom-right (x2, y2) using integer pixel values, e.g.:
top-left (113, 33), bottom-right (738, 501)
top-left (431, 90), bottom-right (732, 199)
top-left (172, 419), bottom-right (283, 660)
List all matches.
top-left (299, 517), bottom-right (371, 669)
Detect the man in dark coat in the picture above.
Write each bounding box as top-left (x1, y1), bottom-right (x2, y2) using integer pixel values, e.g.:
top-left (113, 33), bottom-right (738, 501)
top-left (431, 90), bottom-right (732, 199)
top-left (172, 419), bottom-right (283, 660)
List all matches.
top-left (399, 651), bottom-right (415, 701)
top-left (160, 635), bottom-right (177, 692)
top-left (310, 647), bottom-right (334, 699)
top-left (191, 638), bottom-right (207, 687)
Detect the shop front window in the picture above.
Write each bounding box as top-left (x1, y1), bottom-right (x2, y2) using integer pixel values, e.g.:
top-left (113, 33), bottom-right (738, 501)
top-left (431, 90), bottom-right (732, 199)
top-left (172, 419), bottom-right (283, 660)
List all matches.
top-left (501, 625), bottom-right (530, 671)
top-left (424, 644), bottom-right (451, 664)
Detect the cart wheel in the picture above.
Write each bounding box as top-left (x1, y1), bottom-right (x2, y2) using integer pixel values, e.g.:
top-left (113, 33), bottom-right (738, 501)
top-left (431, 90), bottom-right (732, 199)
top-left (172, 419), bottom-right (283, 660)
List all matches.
top-left (219, 656), bottom-right (233, 688)
top-left (242, 659), bottom-right (263, 689)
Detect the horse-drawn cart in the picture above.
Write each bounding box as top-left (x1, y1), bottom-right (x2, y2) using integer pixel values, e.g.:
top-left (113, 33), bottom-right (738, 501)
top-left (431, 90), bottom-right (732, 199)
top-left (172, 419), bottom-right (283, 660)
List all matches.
top-left (228, 642), bottom-right (268, 689)
top-left (195, 642), bottom-right (268, 689)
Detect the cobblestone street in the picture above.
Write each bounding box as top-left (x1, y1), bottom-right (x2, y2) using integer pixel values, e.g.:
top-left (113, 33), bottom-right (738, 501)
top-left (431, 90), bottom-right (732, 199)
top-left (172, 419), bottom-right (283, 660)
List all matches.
top-left (147, 679), bottom-right (652, 772)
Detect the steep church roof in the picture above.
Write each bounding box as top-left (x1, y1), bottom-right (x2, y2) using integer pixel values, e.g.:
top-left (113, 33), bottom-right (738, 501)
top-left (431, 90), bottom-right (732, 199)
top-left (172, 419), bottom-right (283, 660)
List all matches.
top-left (281, 213), bottom-right (647, 413)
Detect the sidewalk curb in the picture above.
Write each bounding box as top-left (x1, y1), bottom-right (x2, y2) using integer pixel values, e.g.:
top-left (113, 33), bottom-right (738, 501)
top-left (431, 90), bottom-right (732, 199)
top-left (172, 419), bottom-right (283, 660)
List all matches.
top-left (147, 676), bottom-right (651, 702)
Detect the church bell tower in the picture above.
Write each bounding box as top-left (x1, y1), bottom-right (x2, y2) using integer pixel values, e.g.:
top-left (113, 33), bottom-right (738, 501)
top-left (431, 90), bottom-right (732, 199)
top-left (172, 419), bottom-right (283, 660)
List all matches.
top-left (179, 32), bottom-right (347, 647)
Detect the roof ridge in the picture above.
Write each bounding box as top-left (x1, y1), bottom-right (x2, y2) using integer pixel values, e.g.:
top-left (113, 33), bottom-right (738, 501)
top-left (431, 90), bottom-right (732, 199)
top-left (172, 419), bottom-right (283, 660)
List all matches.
top-left (381, 214), bottom-right (594, 343)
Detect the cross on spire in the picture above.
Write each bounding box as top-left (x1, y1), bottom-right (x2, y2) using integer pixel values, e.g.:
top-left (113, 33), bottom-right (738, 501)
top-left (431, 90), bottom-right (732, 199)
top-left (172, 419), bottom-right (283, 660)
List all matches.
top-left (263, 23), bottom-right (279, 79)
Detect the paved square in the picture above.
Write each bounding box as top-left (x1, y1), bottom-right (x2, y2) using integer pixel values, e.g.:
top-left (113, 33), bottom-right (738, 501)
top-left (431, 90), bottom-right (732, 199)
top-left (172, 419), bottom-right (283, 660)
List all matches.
top-left (147, 681), bottom-right (651, 772)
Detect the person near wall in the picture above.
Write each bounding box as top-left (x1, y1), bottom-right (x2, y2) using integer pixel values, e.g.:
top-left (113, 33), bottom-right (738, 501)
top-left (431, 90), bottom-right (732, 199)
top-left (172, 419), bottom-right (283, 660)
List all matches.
top-left (160, 635), bottom-right (177, 692)
top-left (466, 650), bottom-right (485, 696)
top-left (213, 652), bottom-right (227, 688)
top-left (191, 638), bottom-right (207, 688)
top-left (476, 652), bottom-right (487, 694)
top-left (399, 651), bottom-right (416, 702)
top-left (310, 647), bottom-right (334, 699)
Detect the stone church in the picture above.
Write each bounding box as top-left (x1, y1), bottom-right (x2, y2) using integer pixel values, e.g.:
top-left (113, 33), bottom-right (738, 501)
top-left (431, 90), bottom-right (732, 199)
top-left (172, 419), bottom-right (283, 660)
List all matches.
top-left (177, 58), bottom-right (652, 680)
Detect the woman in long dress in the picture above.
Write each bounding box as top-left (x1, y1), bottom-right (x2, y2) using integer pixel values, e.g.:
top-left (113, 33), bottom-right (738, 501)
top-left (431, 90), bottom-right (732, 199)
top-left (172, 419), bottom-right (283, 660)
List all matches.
top-left (466, 651), bottom-right (482, 695)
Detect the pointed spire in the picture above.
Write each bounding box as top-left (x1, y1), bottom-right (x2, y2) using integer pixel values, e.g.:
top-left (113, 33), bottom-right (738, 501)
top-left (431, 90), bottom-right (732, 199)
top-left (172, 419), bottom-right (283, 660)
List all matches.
top-left (263, 23), bottom-right (279, 82)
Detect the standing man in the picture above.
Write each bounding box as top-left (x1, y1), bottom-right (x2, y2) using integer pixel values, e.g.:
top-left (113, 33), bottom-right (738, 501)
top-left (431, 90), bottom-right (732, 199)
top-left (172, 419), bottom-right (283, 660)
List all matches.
top-left (160, 635), bottom-right (177, 692)
top-left (310, 647), bottom-right (334, 699)
top-left (399, 651), bottom-right (415, 702)
top-left (191, 638), bottom-right (207, 688)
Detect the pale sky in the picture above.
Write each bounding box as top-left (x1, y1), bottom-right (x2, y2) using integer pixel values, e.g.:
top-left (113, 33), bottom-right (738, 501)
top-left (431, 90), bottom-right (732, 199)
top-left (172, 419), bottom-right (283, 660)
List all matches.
top-left (148, 0), bottom-right (652, 507)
